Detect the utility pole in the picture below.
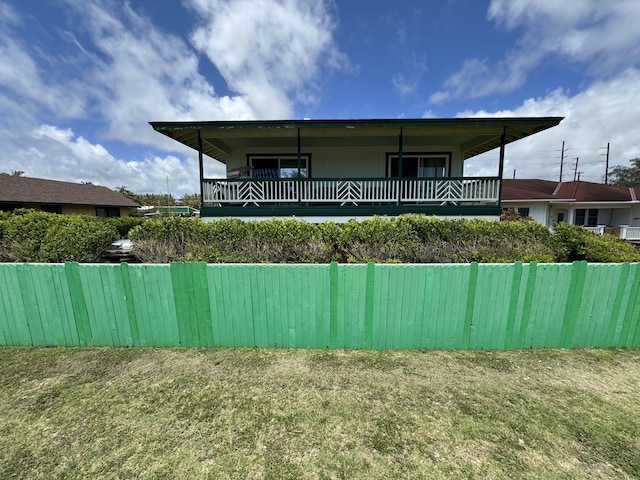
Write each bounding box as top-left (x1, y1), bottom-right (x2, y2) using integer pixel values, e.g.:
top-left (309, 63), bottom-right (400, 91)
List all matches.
top-left (573, 157), bottom-right (579, 182)
top-left (513, 169), bottom-right (516, 179)
top-left (603, 142), bottom-right (610, 184)
top-left (559, 141), bottom-right (565, 182)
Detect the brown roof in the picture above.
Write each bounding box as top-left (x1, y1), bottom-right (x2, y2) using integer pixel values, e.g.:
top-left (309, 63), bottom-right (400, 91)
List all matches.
top-left (501, 179), bottom-right (560, 200)
top-left (502, 179), bottom-right (638, 202)
top-left (0, 175), bottom-right (140, 207)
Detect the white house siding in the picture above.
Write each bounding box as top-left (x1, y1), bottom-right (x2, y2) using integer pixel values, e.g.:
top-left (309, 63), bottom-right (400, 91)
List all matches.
top-left (225, 145), bottom-right (465, 178)
top-left (504, 203), bottom-right (548, 224)
top-left (630, 205), bottom-right (640, 227)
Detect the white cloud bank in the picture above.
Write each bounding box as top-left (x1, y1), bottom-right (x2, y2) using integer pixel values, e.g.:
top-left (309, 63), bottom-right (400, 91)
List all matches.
top-left (0, 0), bottom-right (343, 194)
top-left (461, 69), bottom-right (640, 182)
top-left (187, 0), bottom-right (346, 118)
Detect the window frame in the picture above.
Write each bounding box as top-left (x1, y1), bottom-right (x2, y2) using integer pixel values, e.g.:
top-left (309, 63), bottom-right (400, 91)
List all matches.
top-left (385, 152), bottom-right (451, 178)
top-left (246, 153), bottom-right (312, 179)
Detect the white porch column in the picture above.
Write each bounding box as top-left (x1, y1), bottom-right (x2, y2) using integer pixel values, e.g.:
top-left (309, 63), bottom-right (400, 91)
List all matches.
top-left (620, 225), bottom-right (628, 239)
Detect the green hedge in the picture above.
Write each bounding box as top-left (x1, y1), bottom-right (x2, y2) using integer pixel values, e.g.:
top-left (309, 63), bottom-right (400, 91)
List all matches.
top-left (128, 214), bottom-right (638, 264)
top-left (2, 210), bottom-right (639, 263)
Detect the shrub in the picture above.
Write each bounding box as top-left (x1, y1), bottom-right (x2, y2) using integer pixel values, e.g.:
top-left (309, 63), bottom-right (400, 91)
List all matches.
top-left (105, 216), bottom-right (145, 238)
top-left (0, 209), bottom-right (118, 262)
top-left (41, 216), bottom-right (118, 262)
top-left (552, 222), bottom-right (640, 262)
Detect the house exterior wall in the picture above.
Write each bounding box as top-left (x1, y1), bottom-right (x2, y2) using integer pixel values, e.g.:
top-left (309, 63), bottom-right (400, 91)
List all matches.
top-left (62, 205), bottom-right (97, 215)
top-left (225, 145), bottom-right (466, 178)
top-left (503, 202), bottom-right (548, 224)
top-left (4, 204), bottom-right (130, 217)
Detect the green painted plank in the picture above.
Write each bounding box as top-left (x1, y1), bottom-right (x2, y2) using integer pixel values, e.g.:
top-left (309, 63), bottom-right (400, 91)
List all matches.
top-left (64, 262), bottom-right (92, 346)
top-left (560, 261), bottom-right (588, 348)
top-left (208, 265), bottom-right (231, 347)
top-left (0, 265), bottom-right (32, 345)
top-left (0, 266), bottom-right (20, 345)
top-left (329, 262), bottom-right (338, 348)
top-left (250, 265), bottom-right (268, 348)
top-left (372, 266), bottom-right (389, 350)
top-left (462, 262), bottom-right (479, 350)
top-left (421, 266), bottom-right (436, 350)
top-left (504, 262), bottom-right (523, 349)
top-left (171, 262), bottom-right (196, 346)
top-left (364, 262), bottom-right (375, 349)
top-left (515, 262), bottom-right (537, 349)
top-left (16, 264), bottom-right (46, 345)
top-left (35, 264), bottom-right (70, 346)
top-left (119, 263), bottom-right (140, 345)
top-left (411, 266), bottom-right (428, 350)
top-left (603, 263), bottom-right (630, 347)
top-left (620, 263), bottom-right (640, 347)
top-left (315, 266), bottom-right (330, 348)
top-left (193, 262), bottom-right (214, 347)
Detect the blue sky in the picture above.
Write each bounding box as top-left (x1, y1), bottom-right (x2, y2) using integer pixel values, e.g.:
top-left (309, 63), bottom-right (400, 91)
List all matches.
top-left (1, 0), bottom-right (640, 196)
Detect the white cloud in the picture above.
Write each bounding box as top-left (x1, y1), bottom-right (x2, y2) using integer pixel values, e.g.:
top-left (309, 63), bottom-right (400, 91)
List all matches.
top-left (432, 0), bottom-right (640, 103)
top-left (1, 124), bottom-right (208, 195)
top-left (61, 0), bottom-right (255, 146)
top-left (187, 0), bottom-right (347, 118)
top-left (463, 69), bottom-right (640, 183)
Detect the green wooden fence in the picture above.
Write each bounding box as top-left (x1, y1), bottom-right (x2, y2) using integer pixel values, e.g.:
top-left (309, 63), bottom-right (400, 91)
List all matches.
top-left (1, 262), bottom-right (639, 350)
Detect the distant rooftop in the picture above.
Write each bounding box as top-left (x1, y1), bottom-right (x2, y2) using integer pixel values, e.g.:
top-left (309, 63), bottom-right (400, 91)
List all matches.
top-left (503, 179), bottom-right (640, 202)
top-left (0, 174), bottom-right (140, 207)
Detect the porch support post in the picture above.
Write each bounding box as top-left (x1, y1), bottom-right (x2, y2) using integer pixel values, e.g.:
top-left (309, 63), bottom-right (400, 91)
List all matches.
top-left (497, 127), bottom-right (506, 205)
top-left (297, 128), bottom-right (301, 177)
top-left (398, 127), bottom-right (403, 205)
top-left (297, 128), bottom-right (301, 205)
top-left (198, 129), bottom-right (204, 208)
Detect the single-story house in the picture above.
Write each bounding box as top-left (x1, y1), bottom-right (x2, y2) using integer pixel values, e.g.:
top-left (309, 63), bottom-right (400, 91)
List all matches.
top-left (138, 205), bottom-right (200, 217)
top-left (0, 174), bottom-right (140, 217)
top-left (502, 179), bottom-right (640, 241)
top-left (150, 117), bottom-right (562, 222)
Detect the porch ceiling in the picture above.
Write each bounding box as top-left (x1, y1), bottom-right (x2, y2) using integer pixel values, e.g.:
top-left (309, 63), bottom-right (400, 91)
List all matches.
top-left (150, 117), bottom-right (563, 164)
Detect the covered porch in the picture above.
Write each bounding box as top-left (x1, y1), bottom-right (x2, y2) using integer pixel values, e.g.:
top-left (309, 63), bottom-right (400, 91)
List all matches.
top-left (150, 117), bottom-right (563, 220)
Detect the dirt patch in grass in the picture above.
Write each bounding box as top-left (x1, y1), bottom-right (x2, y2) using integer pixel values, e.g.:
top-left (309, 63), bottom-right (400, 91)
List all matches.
top-left (0, 347), bottom-right (639, 479)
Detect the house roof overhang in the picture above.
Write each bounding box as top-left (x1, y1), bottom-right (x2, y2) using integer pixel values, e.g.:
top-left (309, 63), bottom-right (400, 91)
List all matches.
top-left (149, 117), bottom-right (563, 164)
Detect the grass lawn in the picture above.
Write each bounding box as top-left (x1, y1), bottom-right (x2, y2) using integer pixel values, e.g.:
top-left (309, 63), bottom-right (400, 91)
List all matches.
top-left (1, 347), bottom-right (639, 479)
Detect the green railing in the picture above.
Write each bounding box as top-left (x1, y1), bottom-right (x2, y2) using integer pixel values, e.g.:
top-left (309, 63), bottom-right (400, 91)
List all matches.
top-left (1, 262), bottom-right (639, 350)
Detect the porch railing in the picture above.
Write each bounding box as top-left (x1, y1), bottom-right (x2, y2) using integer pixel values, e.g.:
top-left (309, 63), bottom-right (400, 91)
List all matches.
top-left (203, 177), bottom-right (500, 206)
top-left (620, 225), bottom-right (640, 241)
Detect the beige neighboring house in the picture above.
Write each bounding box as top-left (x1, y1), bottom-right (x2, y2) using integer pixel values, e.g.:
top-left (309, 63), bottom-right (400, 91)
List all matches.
top-left (502, 179), bottom-right (640, 241)
top-left (0, 174), bottom-right (140, 217)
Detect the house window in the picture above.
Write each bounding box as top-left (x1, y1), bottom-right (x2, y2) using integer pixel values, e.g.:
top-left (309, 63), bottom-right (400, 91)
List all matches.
top-left (574, 209), bottom-right (598, 227)
top-left (248, 154), bottom-right (310, 179)
top-left (557, 212), bottom-right (565, 222)
top-left (517, 207), bottom-right (530, 217)
top-left (387, 153), bottom-right (450, 178)
top-left (96, 207), bottom-right (121, 218)
top-left (41, 204), bottom-right (62, 214)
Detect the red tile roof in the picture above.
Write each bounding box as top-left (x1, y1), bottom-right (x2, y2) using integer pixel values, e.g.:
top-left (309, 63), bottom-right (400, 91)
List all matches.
top-left (502, 179), bottom-right (638, 202)
top-left (0, 175), bottom-right (140, 207)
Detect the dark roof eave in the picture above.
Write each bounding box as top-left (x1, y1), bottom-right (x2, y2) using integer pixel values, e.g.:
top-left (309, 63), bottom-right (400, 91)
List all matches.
top-left (150, 117), bottom-right (564, 163)
top-left (150, 116), bottom-right (563, 132)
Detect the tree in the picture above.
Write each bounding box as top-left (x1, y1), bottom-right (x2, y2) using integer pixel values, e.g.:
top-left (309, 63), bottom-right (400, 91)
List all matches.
top-left (609, 157), bottom-right (640, 186)
top-left (115, 186), bottom-right (141, 204)
top-left (10, 170), bottom-right (24, 176)
top-left (179, 194), bottom-right (201, 210)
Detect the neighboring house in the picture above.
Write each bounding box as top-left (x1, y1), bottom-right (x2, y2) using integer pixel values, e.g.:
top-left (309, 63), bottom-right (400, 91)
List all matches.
top-left (138, 205), bottom-right (200, 217)
top-left (0, 174), bottom-right (140, 217)
top-left (502, 179), bottom-right (640, 241)
top-left (150, 117), bottom-right (562, 222)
